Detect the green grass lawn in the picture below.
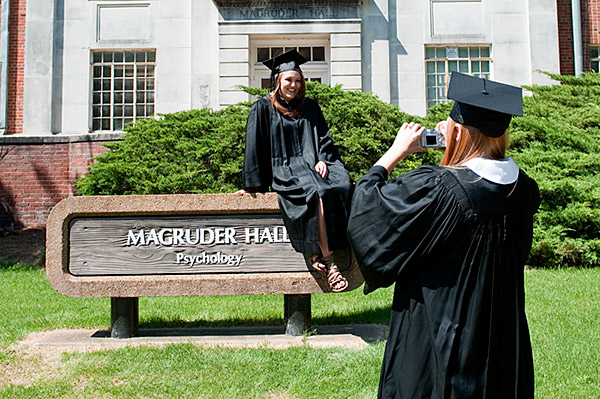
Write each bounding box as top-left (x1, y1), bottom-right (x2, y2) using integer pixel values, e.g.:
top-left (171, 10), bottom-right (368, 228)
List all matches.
top-left (0, 262), bottom-right (599, 398)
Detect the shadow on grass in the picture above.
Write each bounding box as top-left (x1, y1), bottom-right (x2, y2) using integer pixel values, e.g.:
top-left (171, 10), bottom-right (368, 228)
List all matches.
top-left (0, 260), bottom-right (41, 271)
top-left (138, 306), bottom-right (392, 330)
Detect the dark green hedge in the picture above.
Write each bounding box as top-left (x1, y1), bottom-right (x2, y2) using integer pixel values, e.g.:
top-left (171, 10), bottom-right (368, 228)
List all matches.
top-left (77, 76), bottom-right (600, 267)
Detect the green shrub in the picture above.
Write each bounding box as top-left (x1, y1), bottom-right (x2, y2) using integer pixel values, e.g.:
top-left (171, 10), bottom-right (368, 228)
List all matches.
top-left (77, 76), bottom-right (600, 267)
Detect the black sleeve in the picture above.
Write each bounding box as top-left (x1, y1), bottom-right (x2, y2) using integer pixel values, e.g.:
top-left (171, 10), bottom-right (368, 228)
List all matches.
top-left (243, 100), bottom-right (272, 190)
top-left (347, 166), bottom-right (449, 293)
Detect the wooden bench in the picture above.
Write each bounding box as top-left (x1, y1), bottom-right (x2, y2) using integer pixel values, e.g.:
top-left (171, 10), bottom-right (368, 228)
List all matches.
top-left (46, 193), bottom-right (364, 338)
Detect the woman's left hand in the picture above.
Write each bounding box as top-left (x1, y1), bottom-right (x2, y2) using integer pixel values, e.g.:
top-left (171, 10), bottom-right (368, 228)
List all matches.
top-left (315, 161), bottom-right (328, 179)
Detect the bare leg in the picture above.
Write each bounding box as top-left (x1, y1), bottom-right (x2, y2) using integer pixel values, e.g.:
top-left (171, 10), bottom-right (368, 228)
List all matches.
top-left (317, 197), bottom-right (333, 258)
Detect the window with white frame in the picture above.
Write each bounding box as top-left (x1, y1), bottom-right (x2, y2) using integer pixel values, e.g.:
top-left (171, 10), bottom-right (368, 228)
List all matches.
top-left (91, 50), bottom-right (156, 132)
top-left (251, 37), bottom-right (330, 89)
top-left (591, 46), bottom-right (600, 72)
top-left (425, 45), bottom-right (491, 108)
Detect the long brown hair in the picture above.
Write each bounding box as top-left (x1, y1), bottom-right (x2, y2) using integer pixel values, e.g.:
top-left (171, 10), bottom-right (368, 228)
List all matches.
top-left (440, 118), bottom-right (509, 166)
top-left (268, 71), bottom-right (306, 118)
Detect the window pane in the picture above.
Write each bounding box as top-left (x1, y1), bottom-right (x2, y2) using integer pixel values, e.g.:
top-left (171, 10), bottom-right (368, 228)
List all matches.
top-left (481, 61), bottom-right (490, 73)
top-left (458, 47), bottom-right (469, 58)
top-left (299, 47), bottom-right (310, 60)
top-left (459, 60), bottom-right (469, 72)
top-left (470, 47), bottom-right (480, 58)
top-left (591, 47), bottom-right (599, 58)
top-left (480, 47), bottom-right (490, 57)
top-left (448, 60), bottom-right (458, 72)
top-left (313, 47), bottom-right (325, 61)
top-left (427, 74), bottom-right (436, 86)
top-left (91, 50), bottom-right (156, 132)
top-left (272, 47), bottom-right (283, 57)
top-left (436, 61), bottom-right (445, 72)
top-left (435, 47), bottom-right (445, 58)
top-left (284, 47), bottom-right (296, 53)
top-left (426, 62), bottom-right (436, 73)
top-left (257, 48), bottom-right (269, 62)
top-left (437, 74), bottom-right (446, 86)
top-left (425, 47), bottom-right (436, 59)
top-left (472, 62), bottom-right (480, 72)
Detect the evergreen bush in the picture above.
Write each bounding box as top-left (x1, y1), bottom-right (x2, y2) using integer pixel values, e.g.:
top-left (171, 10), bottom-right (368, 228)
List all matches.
top-left (77, 76), bottom-right (600, 267)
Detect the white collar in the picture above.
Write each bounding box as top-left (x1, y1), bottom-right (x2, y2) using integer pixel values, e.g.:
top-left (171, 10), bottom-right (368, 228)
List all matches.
top-left (461, 157), bottom-right (519, 184)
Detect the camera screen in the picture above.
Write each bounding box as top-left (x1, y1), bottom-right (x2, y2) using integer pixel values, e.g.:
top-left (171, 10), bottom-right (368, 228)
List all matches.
top-left (425, 135), bottom-right (437, 145)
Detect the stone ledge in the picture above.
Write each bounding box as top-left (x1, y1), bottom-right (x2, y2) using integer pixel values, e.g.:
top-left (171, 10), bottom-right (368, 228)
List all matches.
top-left (0, 133), bottom-right (124, 145)
top-left (46, 193), bottom-right (364, 298)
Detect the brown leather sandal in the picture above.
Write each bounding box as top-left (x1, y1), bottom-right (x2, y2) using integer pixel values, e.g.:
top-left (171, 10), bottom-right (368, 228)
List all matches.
top-left (321, 255), bottom-right (348, 293)
top-left (310, 254), bottom-right (327, 274)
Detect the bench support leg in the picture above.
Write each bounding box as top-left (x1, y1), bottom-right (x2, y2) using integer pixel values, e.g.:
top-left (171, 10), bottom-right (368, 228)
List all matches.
top-left (111, 297), bottom-right (139, 338)
top-left (284, 294), bottom-right (311, 336)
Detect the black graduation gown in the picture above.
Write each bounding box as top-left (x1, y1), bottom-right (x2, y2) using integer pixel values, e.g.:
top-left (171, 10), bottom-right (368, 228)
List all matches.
top-left (347, 165), bottom-right (540, 399)
top-left (244, 96), bottom-right (353, 254)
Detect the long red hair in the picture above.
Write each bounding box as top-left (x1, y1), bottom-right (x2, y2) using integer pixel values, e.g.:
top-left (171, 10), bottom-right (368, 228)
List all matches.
top-left (440, 118), bottom-right (509, 166)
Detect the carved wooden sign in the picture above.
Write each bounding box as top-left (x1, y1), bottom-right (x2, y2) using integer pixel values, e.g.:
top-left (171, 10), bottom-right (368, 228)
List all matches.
top-left (46, 193), bottom-right (364, 298)
top-left (69, 215), bottom-right (305, 276)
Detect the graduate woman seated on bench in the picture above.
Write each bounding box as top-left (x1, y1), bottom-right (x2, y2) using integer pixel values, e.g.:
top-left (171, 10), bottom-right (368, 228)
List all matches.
top-left (348, 72), bottom-right (539, 398)
top-left (240, 49), bottom-right (353, 292)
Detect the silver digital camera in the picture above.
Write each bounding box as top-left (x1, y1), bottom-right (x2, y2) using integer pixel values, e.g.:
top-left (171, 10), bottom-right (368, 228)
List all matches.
top-left (419, 129), bottom-right (446, 149)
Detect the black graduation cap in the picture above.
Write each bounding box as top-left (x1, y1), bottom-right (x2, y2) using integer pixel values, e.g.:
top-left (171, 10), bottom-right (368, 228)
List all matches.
top-left (262, 49), bottom-right (307, 79)
top-left (447, 72), bottom-right (523, 138)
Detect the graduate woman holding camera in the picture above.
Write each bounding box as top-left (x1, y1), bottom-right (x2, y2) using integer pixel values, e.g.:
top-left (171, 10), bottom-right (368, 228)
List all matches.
top-left (347, 72), bottom-right (539, 398)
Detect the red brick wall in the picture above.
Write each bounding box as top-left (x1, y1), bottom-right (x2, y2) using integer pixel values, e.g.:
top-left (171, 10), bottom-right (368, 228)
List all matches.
top-left (0, 138), bottom-right (114, 229)
top-left (5, 0), bottom-right (27, 135)
top-left (557, 0), bottom-right (597, 74)
top-left (590, 0), bottom-right (600, 44)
